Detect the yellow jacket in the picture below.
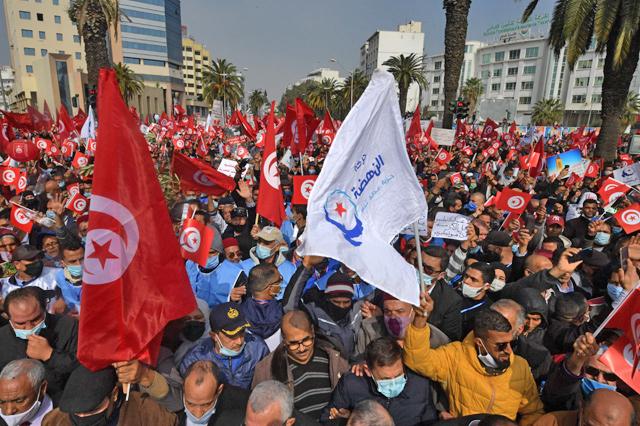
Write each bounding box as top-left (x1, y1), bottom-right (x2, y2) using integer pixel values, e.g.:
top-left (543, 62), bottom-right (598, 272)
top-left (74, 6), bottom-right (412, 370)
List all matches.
top-left (403, 324), bottom-right (544, 425)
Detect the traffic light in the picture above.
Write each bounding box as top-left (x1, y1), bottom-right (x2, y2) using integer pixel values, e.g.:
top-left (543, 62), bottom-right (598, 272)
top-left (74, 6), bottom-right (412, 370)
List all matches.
top-left (449, 97), bottom-right (469, 120)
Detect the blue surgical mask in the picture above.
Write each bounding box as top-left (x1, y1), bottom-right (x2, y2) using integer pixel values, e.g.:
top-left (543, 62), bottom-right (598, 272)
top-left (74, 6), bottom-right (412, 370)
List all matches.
top-left (581, 377), bottom-right (616, 396)
top-left (216, 336), bottom-right (245, 357)
top-left (594, 232), bottom-right (611, 246)
top-left (255, 244), bottom-right (273, 260)
top-left (469, 246), bottom-right (482, 254)
top-left (45, 210), bottom-right (56, 220)
top-left (465, 201), bottom-right (477, 212)
top-left (308, 168), bottom-right (317, 175)
top-left (284, 189), bottom-right (292, 197)
top-left (417, 271), bottom-right (432, 289)
top-left (375, 374), bottom-right (407, 398)
top-left (11, 319), bottom-right (46, 340)
top-left (205, 255), bottom-right (220, 269)
top-left (66, 264), bottom-right (83, 278)
top-left (84, 191), bottom-right (92, 199)
top-left (607, 283), bottom-right (625, 303)
top-left (612, 226), bottom-right (623, 235)
top-left (57, 181), bottom-right (65, 189)
top-left (184, 397), bottom-right (217, 424)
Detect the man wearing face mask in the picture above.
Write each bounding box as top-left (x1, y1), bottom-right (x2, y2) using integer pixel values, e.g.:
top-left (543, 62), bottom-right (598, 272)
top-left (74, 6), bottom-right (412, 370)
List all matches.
top-left (54, 239), bottom-right (84, 314)
top-left (403, 296), bottom-right (544, 424)
top-left (458, 262), bottom-right (495, 337)
top-left (240, 264), bottom-right (286, 342)
top-left (0, 245), bottom-right (59, 302)
top-left (42, 365), bottom-right (177, 426)
top-left (179, 302), bottom-right (269, 389)
top-left (321, 337), bottom-right (438, 425)
top-left (0, 230), bottom-right (20, 263)
top-left (0, 287), bottom-right (78, 405)
top-left (0, 359), bottom-right (52, 426)
top-left (185, 229), bottom-right (246, 309)
top-left (240, 227), bottom-right (296, 300)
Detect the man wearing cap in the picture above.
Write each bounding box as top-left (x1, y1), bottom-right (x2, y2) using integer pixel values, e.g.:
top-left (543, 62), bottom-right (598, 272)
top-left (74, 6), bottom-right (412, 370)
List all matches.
top-left (0, 244), bottom-right (59, 301)
top-left (179, 302), bottom-right (269, 389)
top-left (185, 228), bottom-right (246, 309)
top-left (0, 359), bottom-right (52, 426)
top-left (240, 226), bottom-right (296, 300)
top-left (222, 206), bottom-right (254, 259)
top-left (540, 215), bottom-right (571, 248)
top-left (483, 231), bottom-right (514, 268)
top-left (42, 365), bottom-right (177, 425)
top-left (222, 237), bottom-right (243, 263)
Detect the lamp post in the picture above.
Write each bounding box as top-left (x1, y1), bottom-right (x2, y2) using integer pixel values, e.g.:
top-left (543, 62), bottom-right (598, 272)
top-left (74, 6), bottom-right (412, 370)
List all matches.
top-left (329, 58), bottom-right (354, 109)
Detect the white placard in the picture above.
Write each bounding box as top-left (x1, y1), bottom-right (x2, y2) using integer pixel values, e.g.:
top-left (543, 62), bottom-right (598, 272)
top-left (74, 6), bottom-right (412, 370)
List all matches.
top-left (217, 158), bottom-right (238, 178)
top-left (431, 128), bottom-right (456, 146)
top-left (431, 212), bottom-right (471, 240)
top-left (613, 162), bottom-right (640, 187)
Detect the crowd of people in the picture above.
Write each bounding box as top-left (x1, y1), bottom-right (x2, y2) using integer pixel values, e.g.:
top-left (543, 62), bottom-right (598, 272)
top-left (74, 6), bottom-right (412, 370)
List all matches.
top-left (0, 99), bottom-right (639, 426)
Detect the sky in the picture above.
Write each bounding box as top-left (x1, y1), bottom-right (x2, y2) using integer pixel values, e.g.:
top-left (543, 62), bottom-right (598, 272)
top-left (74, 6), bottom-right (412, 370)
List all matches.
top-left (0, 0), bottom-right (556, 100)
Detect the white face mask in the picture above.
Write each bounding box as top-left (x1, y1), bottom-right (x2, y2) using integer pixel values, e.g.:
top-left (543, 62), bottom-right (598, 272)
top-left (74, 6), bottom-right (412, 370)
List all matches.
top-left (490, 278), bottom-right (506, 292)
top-left (0, 389), bottom-right (42, 426)
top-left (184, 396), bottom-right (217, 425)
top-left (477, 340), bottom-right (499, 369)
top-left (461, 283), bottom-right (484, 299)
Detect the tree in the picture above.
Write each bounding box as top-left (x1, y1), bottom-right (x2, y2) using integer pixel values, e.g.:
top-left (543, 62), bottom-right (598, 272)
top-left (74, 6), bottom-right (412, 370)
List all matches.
top-left (113, 63), bottom-right (143, 103)
top-left (522, 0), bottom-right (640, 161)
top-left (462, 77), bottom-right (484, 116)
top-left (382, 53), bottom-right (428, 115)
top-left (68, 0), bottom-right (123, 91)
top-left (307, 78), bottom-right (339, 113)
top-left (442, 0), bottom-right (473, 129)
top-left (202, 58), bottom-right (244, 114)
top-left (248, 89), bottom-right (268, 116)
top-left (336, 69), bottom-right (369, 118)
top-left (279, 80), bottom-right (319, 113)
top-left (621, 92), bottom-right (640, 131)
top-left (531, 98), bottom-right (564, 126)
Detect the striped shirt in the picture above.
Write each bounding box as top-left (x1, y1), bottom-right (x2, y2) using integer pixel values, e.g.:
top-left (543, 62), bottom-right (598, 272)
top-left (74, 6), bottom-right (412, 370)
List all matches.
top-left (289, 348), bottom-right (333, 419)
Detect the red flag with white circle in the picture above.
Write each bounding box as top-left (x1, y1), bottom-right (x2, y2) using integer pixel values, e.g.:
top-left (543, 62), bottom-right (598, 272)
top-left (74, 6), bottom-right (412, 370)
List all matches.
top-left (65, 192), bottom-right (89, 214)
top-left (72, 151), bottom-right (90, 169)
top-left (598, 177), bottom-right (631, 206)
top-left (615, 204), bottom-right (640, 234)
top-left (179, 218), bottom-right (213, 267)
top-left (10, 204), bottom-right (34, 233)
top-left (496, 187), bottom-right (532, 214)
top-left (292, 175), bottom-right (318, 205)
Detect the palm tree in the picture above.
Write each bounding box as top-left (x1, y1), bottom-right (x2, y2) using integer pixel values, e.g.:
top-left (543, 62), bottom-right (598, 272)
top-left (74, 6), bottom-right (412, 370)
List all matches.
top-left (68, 0), bottom-right (123, 90)
top-left (531, 98), bottom-right (564, 126)
top-left (522, 0), bottom-right (640, 161)
top-left (462, 77), bottom-right (484, 116)
top-left (113, 63), bottom-right (143, 103)
top-left (307, 78), bottom-right (339, 113)
top-left (442, 0), bottom-right (472, 129)
top-left (382, 53), bottom-right (428, 115)
top-left (248, 89), bottom-right (268, 116)
top-left (202, 58), bottom-right (244, 114)
top-left (337, 70), bottom-right (369, 114)
top-left (621, 92), bottom-right (640, 131)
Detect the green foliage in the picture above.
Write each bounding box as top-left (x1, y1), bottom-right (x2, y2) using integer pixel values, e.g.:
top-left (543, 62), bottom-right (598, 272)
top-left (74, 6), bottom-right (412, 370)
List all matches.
top-left (248, 89), bottom-right (268, 116)
top-left (621, 92), bottom-right (640, 130)
top-left (382, 53), bottom-right (428, 114)
top-left (462, 77), bottom-right (484, 114)
top-left (202, 59), bottom-right (244, 110)
top-left (113, 63), bottom-right (143, 102)
top-left (531, 98), bottom-right (564, 125)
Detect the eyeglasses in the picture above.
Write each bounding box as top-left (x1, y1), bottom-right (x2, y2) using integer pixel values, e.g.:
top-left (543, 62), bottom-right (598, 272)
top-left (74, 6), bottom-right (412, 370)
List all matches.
top-left (0, 243), bottom-right (17, 250)
top-left (492, 340), bottom-right (514, 352)
top-left (584, 366), bottom-right (617, 382)
top-left (286, 335), bottom-right (314, 351)
top-left (226, 251), bottom-right (242, 259)
top-left (268, 276), bottom-right (283, 288)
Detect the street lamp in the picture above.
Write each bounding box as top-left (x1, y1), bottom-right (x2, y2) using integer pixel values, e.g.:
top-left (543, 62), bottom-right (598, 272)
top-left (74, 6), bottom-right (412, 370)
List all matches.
top-left (329, 58), bottom-right (354, 109)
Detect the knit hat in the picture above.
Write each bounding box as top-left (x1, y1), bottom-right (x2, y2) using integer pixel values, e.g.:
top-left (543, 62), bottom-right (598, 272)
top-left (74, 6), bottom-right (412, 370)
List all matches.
top-left (325, 273), bottom-right (354, 298)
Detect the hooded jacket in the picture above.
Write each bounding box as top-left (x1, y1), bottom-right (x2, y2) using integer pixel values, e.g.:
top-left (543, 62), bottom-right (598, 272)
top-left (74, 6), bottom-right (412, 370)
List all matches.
top-left (513, 287), bottom-right (549, 347)
top-left (403, 324), bottom-right (544, 425)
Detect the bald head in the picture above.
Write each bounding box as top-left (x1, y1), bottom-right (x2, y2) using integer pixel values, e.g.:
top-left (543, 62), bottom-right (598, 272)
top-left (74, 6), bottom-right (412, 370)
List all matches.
top-left (524, 254), bottom-right (552, 275)
top-left (347, 400), bottom-right (394, 426)
top-left (583, 389), bottom-right (634, 426)
top-left (282, 310), bottom-right (313, 334)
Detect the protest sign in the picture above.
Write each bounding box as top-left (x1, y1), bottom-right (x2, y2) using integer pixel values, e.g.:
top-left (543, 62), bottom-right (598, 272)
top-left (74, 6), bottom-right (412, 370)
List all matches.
top-left (546, 149), bottom-right (587, 178)
top-left (217, 158), bottom-right (238, 178)
top-left (613, 162), bottom-right (640, 187)
top-left (431, 128), bottom-right (455, 146)
top-left (431, 212), bottom-right (471, 240)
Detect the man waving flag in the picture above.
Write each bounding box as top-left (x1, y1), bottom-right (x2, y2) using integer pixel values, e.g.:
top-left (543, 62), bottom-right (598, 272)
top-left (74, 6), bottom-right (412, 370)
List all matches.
top-left (299, 70), bottom-right (427, 305)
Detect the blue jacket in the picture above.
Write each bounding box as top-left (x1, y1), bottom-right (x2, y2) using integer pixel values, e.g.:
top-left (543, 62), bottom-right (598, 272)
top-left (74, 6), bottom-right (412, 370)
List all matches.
top-left (240, 253), bottom-right (296, 300)
top-left (186, 260), bottom-right (243, 308)
top-left (54, 269), bottom-right (82, 311)
top-left (178, 334), bottom-right (269, 389)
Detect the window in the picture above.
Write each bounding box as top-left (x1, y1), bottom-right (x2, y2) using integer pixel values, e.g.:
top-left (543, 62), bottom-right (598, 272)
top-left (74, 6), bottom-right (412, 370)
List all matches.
top-left (521, 81), bottom-right (534, 90)
top-left (525, 47), bottom-right (539, 58)
top-left (123, 57), bottom-right (141, 64)
top-left (575, 77), bottom-right (589, 87)
top-left (519, 97), bottom-right (532, 104)
top-left (481, 70), bottom-right (491, 78)
top-left (53, 0), bottom-right (59, 4)
top-left (122, 41), bottom-right (167, 53)
top-left (58, 50), bottom-right (65, 54)
top-left (591, 94), bottom-right (602, 103)
top-left (120, 8), bottom-right (165, 22)
top-left (37, 13), bottom-right (45, 22)
top-left (523, 65), bottom-right (536, 74)
top-left (75, 52), bottom-right (81, 60)
top-left (577, 59), bottom-right (592, 69)
top-left (54, 15), bottom-right (61, 24)
top-left (23, 47), bottom-right (35, 56)
top-left (432, 88), bottom-right (440, 95)
top-left (19, 11), bottom-right (31, 20)
top-left (41, 48), bottom-right (48, 56)
top-left (572, 94), bottom-right (587, 103)
top-left (505, 82), bottom-right (516, 90)
top-left (143, 59), bottom-right (165, 67)
top-left (39, 31), bottom-right (46, 39)
top-left (491, 83), bottom-right (500, 91)
top-left (509, 49), bottom-right (520, 60)
top-left (26, 65), bottom-right (33, 73)
top-left (594, 76), bottom-right (604, 87)
top-left (494, 51), bottom-right (505, 62)
top-left (493, 68), bottom-right (502, 77)
top-left (507, 67), bottom-right (518, 76)
top-left (56, 33), bottom-right (63, 41)
top-left (121, 25), bottom-right (166, 38)
top-left (433, 75), bottom-right (440, 83)
top-left (434, 61), bottom-right (442, 70)
top-left (431, 100), bottom-right (438, 107)
top-left (482, 53), bottom-right (491, 64)
top-left (73, 35), bottom-right (80, 43)
top-left (597, 58), bottom-right (604, 68)
top-left (21, 29), bottom-right (33, 38)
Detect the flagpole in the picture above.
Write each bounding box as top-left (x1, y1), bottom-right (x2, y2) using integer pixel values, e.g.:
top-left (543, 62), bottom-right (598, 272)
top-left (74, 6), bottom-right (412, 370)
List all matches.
top-left (299, 153), bottom-right (304, 175)
top-left (413, 222), bottom-right (426, 293)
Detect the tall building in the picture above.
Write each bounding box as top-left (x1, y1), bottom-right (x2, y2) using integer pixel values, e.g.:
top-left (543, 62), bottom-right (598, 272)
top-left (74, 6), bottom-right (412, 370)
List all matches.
top-left (2, 0), bottom-right (88, 112)
top-left (0, 66), bottom-right (15, 111)
top-left (295, 68), bottom-right (343, 86)
top-left (117, 0), bottom-right (184, 117)
top-left (360, 21), bottom-right (424, 114)
top-left (182, 26), bottom-right (210, 117)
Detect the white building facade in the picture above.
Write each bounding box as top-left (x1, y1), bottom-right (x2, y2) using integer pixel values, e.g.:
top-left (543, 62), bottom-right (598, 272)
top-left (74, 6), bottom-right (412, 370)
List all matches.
top-left (295, 68), bottom-right (343, 86)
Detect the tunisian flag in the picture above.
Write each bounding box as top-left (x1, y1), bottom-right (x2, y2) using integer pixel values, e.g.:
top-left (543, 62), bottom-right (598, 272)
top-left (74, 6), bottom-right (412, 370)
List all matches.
top-left (257, 102), bottom-right (287, 226)
top-left (179, 218), bottom-right (213, 267)
top-left (598, 177), bottom-right (631, 206)
top-left (56, 105), bottom-right (75, 141)
top-left (78, 68), bottom-right (196, 371)
top-left (172, 152), bottom-right (236, 195)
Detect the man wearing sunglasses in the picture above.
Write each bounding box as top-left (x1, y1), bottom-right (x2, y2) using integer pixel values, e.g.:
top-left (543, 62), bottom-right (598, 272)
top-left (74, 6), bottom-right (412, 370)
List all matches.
top-left (403, 292), bottom-right (544, 424)
top-left (240, 264), bottom-right (286, 342)
top-left (223, 238), bottom-right (243, 264)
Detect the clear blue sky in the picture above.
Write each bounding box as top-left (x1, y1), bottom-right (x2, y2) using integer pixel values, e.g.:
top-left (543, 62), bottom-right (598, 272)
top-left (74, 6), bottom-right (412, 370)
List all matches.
top-left (0, 0), bottom-right (555, 100)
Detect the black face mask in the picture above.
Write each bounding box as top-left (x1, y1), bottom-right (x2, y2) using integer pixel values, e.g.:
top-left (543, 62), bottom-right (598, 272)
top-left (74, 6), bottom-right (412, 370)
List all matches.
top-left (232, 224), bottom-right (245, 233)
top-left (182, 321), bottom-right (205, 342)
top-left (324, 299), bottom-right (351, 322)
top-left (23, 199), bottom-right (37, 209)
top-left (24, 260), bottom-right (44, 278)
top-left (70, 411), bottom-right (108, 426)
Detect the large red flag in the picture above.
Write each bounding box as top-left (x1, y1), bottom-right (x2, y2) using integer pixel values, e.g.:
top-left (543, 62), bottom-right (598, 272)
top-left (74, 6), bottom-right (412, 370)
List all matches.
top-left (27, 106), bottom-right (48, 132)
top-left (237, 111), bottom-right (257, 140)
top-left (405, 105), bottom-right (422, 144)
top-left (292, 175), bottom-right (318, 205)
top-left (615, 204), bottom-right (640, 234)
top-left (319, 110), bottom-right (336, 145)
top-left (78, 68), bottom-right (196, 371)
top-left (282, 104), bottom-right (297, 148)
top-left (292, 98), bottom-right (320, 155)
top-left (527, 138), bottom-right (545, 178)
top-left (56, 105), bottom-right (75, 140)
top-left (178, 218), bottom-right (213, 267)
top-left (257, 102), bottom-right (286, 226)
top-left (172, 152), bottom-right (236, 195)
top-left (600, 334), bottom-right (640, 393)
top-left (1, 110), bottom-right (33, 130)
top-left (496, 187), bottom-right (532, 214)
top-left (42, 101), bottom-right (54, 130)
top-left (481, 118), bottom-right (499, 139)
top-left (598, 177), bottom-right (631, 206)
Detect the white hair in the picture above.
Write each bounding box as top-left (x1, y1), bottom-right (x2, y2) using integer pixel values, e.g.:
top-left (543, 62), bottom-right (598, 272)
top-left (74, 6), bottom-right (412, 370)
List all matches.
top-left (249, 380), bottom-right (293, 423)
top-left (0, 359), bottom-right (45, 390)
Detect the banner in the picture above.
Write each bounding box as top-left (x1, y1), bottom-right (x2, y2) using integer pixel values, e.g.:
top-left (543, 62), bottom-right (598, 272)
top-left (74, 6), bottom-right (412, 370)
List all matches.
top-left (614, 162), bottom-right (640, 187)
top-left (546, 149), bottom-right (586, 178)
top-left (431, 128), bottom-right (455, 146)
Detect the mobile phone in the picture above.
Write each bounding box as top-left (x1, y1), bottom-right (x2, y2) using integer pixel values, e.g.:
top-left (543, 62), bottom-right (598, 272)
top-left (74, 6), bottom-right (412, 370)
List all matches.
top-left (621, 247), bottom-right (629, 271)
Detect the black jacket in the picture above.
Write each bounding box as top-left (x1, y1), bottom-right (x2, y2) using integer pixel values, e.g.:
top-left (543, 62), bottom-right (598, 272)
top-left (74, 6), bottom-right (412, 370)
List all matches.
top-left (0, 314), bottom-right (78, 405)
top-left (543, 317), bottom-right (596, 355)
top-left (563, 216), bottom-right (590, 246)
top-left (428, 280), bottom-right (463, 342)
top-left (320, 369), bottom-right (438, 426)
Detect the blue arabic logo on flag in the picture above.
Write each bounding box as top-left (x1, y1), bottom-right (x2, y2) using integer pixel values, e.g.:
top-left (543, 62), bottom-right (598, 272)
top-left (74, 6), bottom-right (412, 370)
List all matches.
top-left (323, 190), bottom-right (363, 247)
